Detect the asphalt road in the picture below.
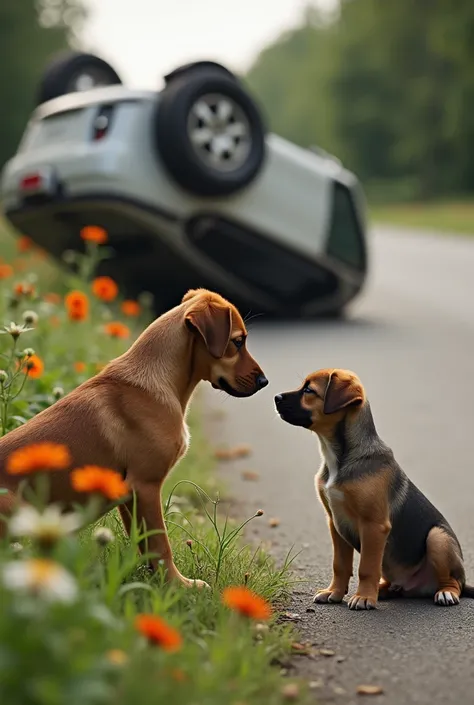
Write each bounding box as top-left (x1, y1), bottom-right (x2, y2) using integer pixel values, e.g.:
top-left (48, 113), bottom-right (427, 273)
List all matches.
top-left (202, 225), bottom-right (474, 705)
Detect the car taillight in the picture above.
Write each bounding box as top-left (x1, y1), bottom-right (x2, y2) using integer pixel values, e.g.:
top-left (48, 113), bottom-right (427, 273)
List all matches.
top-left (92, 105), bottom-right (114, 141)
top-left (20, 173), bottom-right (43, 191)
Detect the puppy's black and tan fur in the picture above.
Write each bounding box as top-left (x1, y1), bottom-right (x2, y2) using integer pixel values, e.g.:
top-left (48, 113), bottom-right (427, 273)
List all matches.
top-left (275, 369), bottom-right (474, 610)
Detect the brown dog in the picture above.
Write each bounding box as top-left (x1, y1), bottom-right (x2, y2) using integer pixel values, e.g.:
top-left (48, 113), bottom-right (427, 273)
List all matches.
top-left (275, 369), bottom-right (474, 609)
top-left (0, 289), bottom-right (268, 587)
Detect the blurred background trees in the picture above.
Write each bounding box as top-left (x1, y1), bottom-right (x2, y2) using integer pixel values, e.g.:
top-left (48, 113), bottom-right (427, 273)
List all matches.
top-left (0, 0), bottom-right (86, 168)
top-left (246, 0), bottom-right (474, 202)
top-left (0, 0), bottom-right (473, 203)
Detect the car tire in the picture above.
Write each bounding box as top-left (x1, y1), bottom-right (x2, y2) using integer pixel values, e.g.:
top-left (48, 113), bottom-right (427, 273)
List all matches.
top-left (164, 61), bottom-right (238, 85)
top-left (36, 51), bottom-right (122, 106)
top-left (155, 72), bottom-right (266, 196)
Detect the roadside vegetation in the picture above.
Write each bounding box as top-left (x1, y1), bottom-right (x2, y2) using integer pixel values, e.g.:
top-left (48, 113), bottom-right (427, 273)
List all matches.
top-left (370, 200), bottom-right (474, 235)
top-left (0, 222), bottom-right (307, 705)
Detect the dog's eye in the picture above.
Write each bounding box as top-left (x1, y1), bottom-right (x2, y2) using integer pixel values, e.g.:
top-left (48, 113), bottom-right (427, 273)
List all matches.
top-left (233, 336), bottom-right (245, 349)
top-left (303, 385), bottom-right (316, 395)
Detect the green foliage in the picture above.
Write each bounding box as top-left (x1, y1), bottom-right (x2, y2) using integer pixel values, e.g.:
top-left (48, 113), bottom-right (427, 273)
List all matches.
top-left (0, 1), bottom-right (86, 168)
top-left (246, 1), bottom-right (474, 201)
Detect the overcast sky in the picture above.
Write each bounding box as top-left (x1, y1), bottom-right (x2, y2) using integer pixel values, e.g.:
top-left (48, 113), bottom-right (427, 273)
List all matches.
top-left (83, 0), bottom-right (335, 89)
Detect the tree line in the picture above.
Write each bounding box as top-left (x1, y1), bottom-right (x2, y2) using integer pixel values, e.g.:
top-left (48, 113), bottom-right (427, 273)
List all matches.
top-left (245, 1), bottom-right (474, 202)
top-left (0, 1), bottom-right (85, 170)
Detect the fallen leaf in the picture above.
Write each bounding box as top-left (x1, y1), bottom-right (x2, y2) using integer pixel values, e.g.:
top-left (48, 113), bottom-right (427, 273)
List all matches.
top-left (241, 470), bottom-right (260, 481)
top-left (214, 444), bottom-right (252, 461)
top-left (333, 686), bottom-right (346, 696)
top-left (356, 685), bottom-right (384, 696)
top-left (336, 655), bottom-right (346, 663)
top-left (291, 642), bottom-right (309, 653)
top-left (319, 649), bottom-right (335, 657)
top-left (309, 680), bottom-right (323, 690)
top-left (281, 683), bottom-right (299, 700)
top-left (268, 517), bottom-right (280, 528)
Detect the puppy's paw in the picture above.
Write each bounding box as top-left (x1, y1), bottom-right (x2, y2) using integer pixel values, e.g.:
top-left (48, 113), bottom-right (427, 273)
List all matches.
top-left (347, 593), bottom-right (377, 610)
top-left (313, 588), bottom-right (344, 604)
top-left (434, 590), bottom-right (459, 606)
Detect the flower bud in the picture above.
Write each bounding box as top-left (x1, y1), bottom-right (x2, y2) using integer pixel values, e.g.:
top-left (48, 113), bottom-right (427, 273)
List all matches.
top-left (22, 310), bottom-right (38, 325)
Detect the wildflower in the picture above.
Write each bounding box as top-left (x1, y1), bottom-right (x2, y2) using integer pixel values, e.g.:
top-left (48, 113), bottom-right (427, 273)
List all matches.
top-left (22, 310), bottom-right (38, 325)
top-left (74, 361), bottom-right (86, 373)
top-left (135, 614), bottom-right (183, 652)
top-left (93, 526), bottom-right (115, 546)
top-left (0, 370), bottom-right (8, 385)
top-left (222, 586), bottom-right (272, 620)
top-left (255, 509), bottom-right (264, 516)
top-left (44, 292), bottom-right (61, 305)
top-left (2, 322), bottom-right (27, 339)
top-left (71, 466), bottom-right (130, 501)
top-left (121, 300), bottom-right (141, 317)
top-left (10, 542), bottom-right (23, 554)
top-left (24, 354), bottom-right (44, 379)
top-left (2, 558), bottom-right (77, 603)
top-left (9, 505), bottom-right (82, 547)
top-left (17, 236), bottom-right (34, 252)
top-left (80, 225), bottom-right (108, 244)
top-left (104, 322), bottom-right (130, 339)
top-left (6, 442), bottom-right (71, 475)
top-left (52, 386), bottom-right (64, 399)
top-left (14, 282), bottom-right (35, 298)
top-left (22, 347), bottom-right (35, 357)
top-left (0, 264), bottom-right (14, 279)
top-left (65, 290), bottom-right (89, 321)
top-left (106, 649), bottom-right (128, 666)
top-left (92, 276), bottom-right (118, 302)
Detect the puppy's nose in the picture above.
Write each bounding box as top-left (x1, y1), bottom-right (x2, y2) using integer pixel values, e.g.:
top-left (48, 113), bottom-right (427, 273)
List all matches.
top-left (256, 374), bottom-right (269, 390)
top-left (274, 394), bottom-right (283, 404)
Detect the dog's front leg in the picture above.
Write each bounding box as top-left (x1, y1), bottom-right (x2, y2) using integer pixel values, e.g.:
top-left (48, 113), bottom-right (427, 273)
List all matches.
top-left (348, 520), bottom-right (391, 610)
top-left (314, 519), bottom-right (353, 603)
top-left (120, 480), bottom-right (209, 589)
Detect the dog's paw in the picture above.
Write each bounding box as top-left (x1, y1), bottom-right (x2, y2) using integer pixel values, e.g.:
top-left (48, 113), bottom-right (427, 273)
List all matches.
top-left (347, 594), bottom-right (377, 610)
top-left (313, 588), bottom-right (344, 604)
top-left (183, 577), bottom-right (211, 590)
top-left (434, 590), bottom-right (459, 606)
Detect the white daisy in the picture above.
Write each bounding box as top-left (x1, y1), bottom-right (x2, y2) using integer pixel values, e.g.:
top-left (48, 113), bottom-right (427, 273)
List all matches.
top-left (2, 559), bottom-right (78, 603)
top-left (9, 505), bottom-right (82, 546)
top-left (93, 526), bottom-right (115, 546)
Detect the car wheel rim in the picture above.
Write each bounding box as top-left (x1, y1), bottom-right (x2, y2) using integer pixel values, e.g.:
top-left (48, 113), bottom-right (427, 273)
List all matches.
top-left (187, 93), bottom-right (252, 172)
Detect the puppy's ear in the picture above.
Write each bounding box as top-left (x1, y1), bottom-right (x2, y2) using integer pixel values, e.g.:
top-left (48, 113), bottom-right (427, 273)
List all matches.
top-left (323, 372), bottom-right (364, 414)
top-left (185, 304), bottom-right (232, 359)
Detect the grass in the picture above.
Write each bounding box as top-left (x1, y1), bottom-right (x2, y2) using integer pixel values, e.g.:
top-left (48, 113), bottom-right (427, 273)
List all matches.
top-left (0, 218), bottom-right (309, 705)
top-left (370, 199), bottom-right (474, 235)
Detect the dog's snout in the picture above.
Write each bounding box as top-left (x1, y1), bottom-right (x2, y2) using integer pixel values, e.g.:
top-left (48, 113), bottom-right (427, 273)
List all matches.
top-left (256, 374), bottom-right (269, 390)
top-left (274, 394), bottom-right (283, 404)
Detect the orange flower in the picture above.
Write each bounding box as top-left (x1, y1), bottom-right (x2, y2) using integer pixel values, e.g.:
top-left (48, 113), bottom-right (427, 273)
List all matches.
top-left (6, 442), bottom-right (72, 475)
top-left (104, 322), bottom-right (130, 339)
top-left (24, 354), bottom-right (44, 379)
top-left (65, 290), bottom-right (89, 321)
top-left (121, 300), bottom-right (141, 317)
top-left (222, 586), bottom-right (272, 620)
top-left (17, 236), bottom-right (34, 252)
top-left (44, 292), bottom-right (61, 305)
top-left (80, 225), bottom-right (108, 245)
top-left (71, 466), bottom-right (130, 501)
top-left (135, 614), bottom-right (182, 652)
top-left (92, 276), bottom-right (118, 302)
top-left (0, 264), bottom-right (14, 279)
top-left (14, 282), bottom-right (35, 297)
top-left (74, 361), bottom-right (86, 373)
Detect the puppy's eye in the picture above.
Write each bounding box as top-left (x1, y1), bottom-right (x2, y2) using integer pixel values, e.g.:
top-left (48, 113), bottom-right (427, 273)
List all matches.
top-left (303, 385), bottom-right (316, 395)
top-left (233, 336), bottom-right (245, 349)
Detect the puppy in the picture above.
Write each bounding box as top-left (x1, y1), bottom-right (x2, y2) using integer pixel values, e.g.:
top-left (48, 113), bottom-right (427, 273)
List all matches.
top-left (275, 369), bottom-right (473, 609)
top-left (0, 289), bottom-right (268, 588)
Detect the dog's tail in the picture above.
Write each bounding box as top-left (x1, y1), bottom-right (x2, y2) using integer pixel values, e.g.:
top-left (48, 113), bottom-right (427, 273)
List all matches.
top-left (462, 584), bottom-right (474, 598)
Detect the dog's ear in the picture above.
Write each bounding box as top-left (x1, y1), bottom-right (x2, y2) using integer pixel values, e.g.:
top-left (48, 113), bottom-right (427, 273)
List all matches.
top-left (185, 304), bottom-right (232, 359)
top-left (182, 289), bottom-right (200, 303)
top-left (323, 371), bottom-right (364, 414)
